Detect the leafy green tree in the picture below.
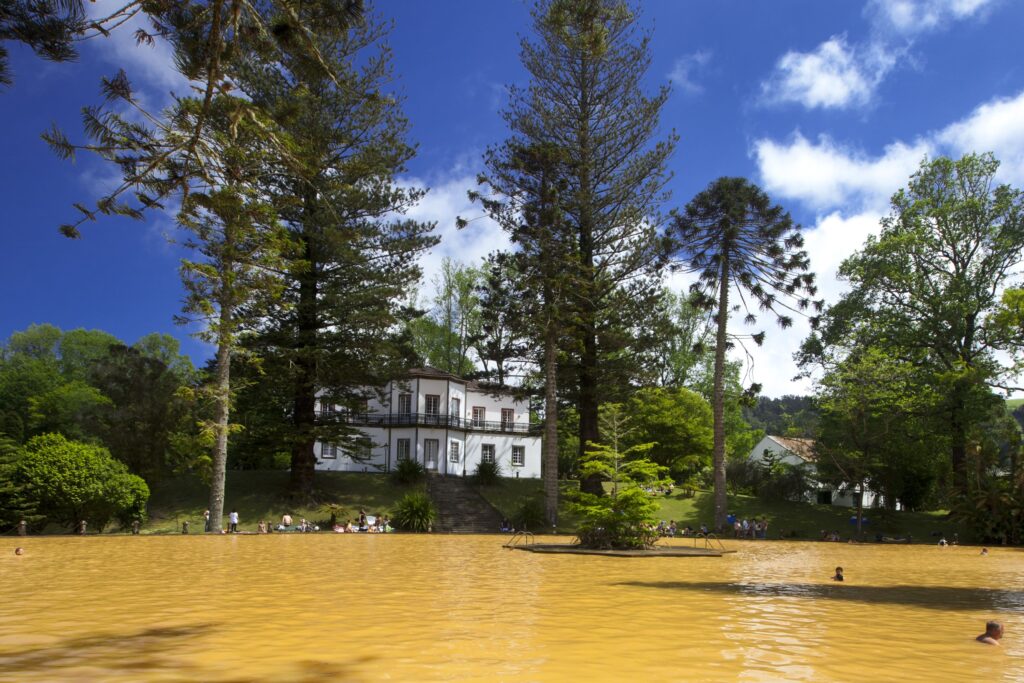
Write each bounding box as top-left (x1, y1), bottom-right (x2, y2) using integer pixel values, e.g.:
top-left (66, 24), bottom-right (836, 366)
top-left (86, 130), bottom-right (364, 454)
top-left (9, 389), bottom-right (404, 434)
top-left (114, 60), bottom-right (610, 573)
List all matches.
top-left (27, 381), bottom-right (111, 441)
top-left (670, 177), bottom-right (820, 528)
top-left (15, 433), bottom-right (149, 531)
top-left (625, 387), bottom-right (712, 484)
top-left (0, 436), bottom-right (38, 532)
top-left (815, 348), bottom-right (940, 535)
top-left (803, 153), bottom-right (1024, 497)
top-left (408, 258), bottom-right (484, 375)
top-left (88, 343), bottom-right (201, 480)
top-left (570, 403), bottom-right (669, 549)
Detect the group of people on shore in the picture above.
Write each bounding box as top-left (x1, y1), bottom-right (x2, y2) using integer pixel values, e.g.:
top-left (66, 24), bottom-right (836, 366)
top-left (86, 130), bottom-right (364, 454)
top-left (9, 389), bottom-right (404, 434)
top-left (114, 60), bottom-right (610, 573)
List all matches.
top-left (332, 510), bottom-right (393, 533)
top-left (728, 514), bottom-right (769, 539)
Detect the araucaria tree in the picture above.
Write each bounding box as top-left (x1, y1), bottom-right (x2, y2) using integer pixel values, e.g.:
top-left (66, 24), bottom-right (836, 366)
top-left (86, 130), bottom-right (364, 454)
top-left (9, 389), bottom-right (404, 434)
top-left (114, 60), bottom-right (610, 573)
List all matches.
top-left (241, 9), bottom-right (437, 499)
top-left (481, 0), bottom-right (676, 497)
top-left (804, 153), bottom-right (1024, 498)
top-left (670, 177), bottom-right (820, 529)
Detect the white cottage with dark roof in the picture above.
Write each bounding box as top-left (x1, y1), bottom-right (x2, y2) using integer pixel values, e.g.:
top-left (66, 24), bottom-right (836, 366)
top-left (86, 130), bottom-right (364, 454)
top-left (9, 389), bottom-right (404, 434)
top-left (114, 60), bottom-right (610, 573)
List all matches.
top-left (314, 367), bottom-right (541, 478)
top-left (747, 434), bottom-right (882, 508)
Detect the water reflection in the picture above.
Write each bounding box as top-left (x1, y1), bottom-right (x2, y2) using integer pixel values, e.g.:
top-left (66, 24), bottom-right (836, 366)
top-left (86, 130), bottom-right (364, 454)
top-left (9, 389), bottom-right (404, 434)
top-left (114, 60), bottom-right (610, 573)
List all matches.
top-left (619, 580), bottom-right (1024, 611)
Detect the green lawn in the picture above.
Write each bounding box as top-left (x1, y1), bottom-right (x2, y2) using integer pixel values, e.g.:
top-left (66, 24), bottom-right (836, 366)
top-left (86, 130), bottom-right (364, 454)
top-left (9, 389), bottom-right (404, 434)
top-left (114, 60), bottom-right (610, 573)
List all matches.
top-left (129, 471), bottom-right (969, 542)
top-left (651, 489), bottom-right (964, 543)
top-left (144, 470), bottom-right (422, 534)
top-left (477, 478), bottom-right (967, 544)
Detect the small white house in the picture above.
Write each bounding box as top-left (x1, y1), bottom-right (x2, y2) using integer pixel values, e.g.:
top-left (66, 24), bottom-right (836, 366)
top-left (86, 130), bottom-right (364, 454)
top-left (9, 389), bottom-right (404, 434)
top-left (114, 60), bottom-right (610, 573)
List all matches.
top-left (314, 367), bottom-right (542, 478)
top-left (747, 435), bottom-right (881, 508)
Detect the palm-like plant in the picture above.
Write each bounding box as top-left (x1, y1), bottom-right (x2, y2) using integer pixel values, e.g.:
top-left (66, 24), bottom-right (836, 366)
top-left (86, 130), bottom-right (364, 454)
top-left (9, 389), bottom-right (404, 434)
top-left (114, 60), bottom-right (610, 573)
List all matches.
top-left (669, 177), bottom-right (821, 528)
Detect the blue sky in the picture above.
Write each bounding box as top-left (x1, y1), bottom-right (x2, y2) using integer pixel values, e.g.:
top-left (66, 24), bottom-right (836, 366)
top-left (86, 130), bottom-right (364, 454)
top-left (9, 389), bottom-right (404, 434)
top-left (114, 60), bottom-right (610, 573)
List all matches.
top-left (3, 0), bottom-right (1024, 395)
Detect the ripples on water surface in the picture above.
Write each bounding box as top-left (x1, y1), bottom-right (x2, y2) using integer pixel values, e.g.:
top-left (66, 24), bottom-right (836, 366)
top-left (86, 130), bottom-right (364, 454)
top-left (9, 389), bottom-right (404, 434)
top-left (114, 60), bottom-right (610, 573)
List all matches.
top-left (1, 537), bottom-right (1021, 681)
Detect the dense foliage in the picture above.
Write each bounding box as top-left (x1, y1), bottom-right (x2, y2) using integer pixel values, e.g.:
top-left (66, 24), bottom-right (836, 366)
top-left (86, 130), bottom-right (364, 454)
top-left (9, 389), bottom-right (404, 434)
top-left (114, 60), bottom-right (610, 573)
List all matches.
top-left (14, 433), bottom-right (150, 531)
top-left (569, 404), bottom-right (669, 549)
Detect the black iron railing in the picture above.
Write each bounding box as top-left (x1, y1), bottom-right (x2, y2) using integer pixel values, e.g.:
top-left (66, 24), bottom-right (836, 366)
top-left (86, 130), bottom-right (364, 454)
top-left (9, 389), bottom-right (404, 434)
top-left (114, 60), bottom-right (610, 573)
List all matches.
top-left (317, 410), bottom-right (540, 434)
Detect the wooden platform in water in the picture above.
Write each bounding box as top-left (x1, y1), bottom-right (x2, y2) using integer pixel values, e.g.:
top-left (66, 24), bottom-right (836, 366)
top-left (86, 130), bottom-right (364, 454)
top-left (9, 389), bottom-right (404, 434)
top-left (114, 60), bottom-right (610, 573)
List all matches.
top-left (508, 543), bottom-right (735, 557)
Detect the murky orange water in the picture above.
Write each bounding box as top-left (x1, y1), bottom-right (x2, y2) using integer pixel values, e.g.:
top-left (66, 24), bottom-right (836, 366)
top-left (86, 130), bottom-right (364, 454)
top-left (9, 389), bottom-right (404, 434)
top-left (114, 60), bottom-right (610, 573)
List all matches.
top-left (1, 536), bottom-right (1021, 682)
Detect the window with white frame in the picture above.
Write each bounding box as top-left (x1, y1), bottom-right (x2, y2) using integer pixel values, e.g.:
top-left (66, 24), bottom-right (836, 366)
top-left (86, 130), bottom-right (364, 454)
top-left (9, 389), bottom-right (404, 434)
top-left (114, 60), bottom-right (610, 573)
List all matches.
top-left (398, 393), bottom-right (412, 415)
top-left (472, 406), bottom-right (485, 427)
top-left (449, 441), bottom-right (460, 463)
top-left (481, 443), bottom-right (495, 464)
top-left (501, 408), bottom-right (514, 430)
top-left (450, 397), bottom-right (461, 418)
top-left (425, 394), bottom-right (440, 416)
top-left (511, 445), bottom-right (525, 467)
top-left (322, 443), bottom-right (338, 459)
top-left (396, 438), bottom-right (410, 461)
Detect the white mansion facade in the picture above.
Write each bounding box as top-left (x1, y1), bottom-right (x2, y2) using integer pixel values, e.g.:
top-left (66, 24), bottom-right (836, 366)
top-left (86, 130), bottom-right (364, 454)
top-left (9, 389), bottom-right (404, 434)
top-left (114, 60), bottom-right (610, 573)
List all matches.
top-left (314, 367), bottom-right (542, 478)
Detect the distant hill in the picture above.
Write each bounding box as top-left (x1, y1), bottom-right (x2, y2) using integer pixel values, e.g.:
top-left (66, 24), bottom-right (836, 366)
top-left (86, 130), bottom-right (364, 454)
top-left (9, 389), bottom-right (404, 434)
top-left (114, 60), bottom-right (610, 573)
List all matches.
top-left (742, 395), bottom-right (818, 438)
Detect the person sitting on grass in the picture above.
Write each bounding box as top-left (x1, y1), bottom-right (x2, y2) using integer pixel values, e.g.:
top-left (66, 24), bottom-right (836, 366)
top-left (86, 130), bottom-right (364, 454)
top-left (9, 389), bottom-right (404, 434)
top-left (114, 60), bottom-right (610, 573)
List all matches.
top-left (976, 621), bottom-right (1003, 645)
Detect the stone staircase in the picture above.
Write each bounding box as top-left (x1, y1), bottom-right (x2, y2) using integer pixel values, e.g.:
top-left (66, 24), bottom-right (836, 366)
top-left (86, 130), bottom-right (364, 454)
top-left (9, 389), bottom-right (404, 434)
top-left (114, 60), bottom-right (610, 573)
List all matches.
top-left (427, 475), bottom-right (504, 533)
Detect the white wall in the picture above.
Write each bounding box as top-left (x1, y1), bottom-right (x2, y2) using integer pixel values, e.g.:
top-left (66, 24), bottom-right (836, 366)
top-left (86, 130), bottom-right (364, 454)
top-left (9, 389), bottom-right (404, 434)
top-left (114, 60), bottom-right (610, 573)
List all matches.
top-left (313, 377), bottom-right (541, 478)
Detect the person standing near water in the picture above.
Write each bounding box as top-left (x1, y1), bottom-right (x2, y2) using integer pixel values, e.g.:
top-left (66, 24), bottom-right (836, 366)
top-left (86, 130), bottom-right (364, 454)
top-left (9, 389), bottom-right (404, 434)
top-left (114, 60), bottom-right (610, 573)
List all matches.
top-left (976, 621), bottom-right (1003, 645)
top-left (228, 510), bottom-right (239, 533)
top-left (204, 509), bottom-right (211, 533)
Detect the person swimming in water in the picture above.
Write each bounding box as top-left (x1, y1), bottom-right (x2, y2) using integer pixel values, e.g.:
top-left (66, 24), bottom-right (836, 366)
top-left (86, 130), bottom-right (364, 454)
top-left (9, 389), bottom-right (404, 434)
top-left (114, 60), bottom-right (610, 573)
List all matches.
top-left (980, 547), bottom-right (989, 556)
top-left (976, 620), bottom-right (1003, 645)
top-left (14, 547), bottom-right (24, 556)
top-left (832, 566), bottom-right (844, 581)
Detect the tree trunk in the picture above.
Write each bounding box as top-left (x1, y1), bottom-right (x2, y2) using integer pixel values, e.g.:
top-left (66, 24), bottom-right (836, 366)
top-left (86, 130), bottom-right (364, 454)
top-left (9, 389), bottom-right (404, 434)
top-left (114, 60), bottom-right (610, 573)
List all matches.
top-left (543, 315), bottom-right (559, 528)
top-left (712, 259), bottom-right (730, 530)
top-left (206, 304), bottom-right (233, 533)
top-left (856, 480), bottom-right (864, 541)
top-left (578, 328), bottom-right (602, 495)
top-left (950, 392), bottom-right (968, 496)
top-left (289, 232), bottom-right (318, 500)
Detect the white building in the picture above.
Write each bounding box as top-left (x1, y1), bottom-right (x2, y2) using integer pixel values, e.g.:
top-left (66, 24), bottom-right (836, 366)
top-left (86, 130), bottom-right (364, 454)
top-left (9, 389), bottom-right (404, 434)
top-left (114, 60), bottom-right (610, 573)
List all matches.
top-left (314, 367), bottom-right (542, 478)
top-left (747, 435), bottom-right (882, 508)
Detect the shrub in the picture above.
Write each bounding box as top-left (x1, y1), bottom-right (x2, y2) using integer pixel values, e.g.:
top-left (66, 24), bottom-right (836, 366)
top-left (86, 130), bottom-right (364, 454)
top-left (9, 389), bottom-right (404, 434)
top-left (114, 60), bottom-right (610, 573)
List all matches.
top-left (475, 459), bottom-right (503, 486)
top-left (512, 496), bottom-right (546, 531)
top-left (572, 487), bottom-right (660, 550)
top-left (391, 457), bottom-right (425, 485)
top-left (16, 433), bottom-right (150, 532)
top-left (392, 491), bottom-right (435, 532)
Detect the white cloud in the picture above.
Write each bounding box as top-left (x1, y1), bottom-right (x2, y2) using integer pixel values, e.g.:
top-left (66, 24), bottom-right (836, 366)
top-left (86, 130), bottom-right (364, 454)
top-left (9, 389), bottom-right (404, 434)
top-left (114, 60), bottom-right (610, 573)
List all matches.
top-left (937, 90), bottom-right (1024, 185)
top-left (753, 132), bottom-right (932, 212)
top-left (761, 36), bottom-right (887, 110)
top-left (762, 0), bottom-right (998, 111)
top-left (668, 50), bottom-right (712, 95)
top-left (401, 172), bottom-right (511, 296)
top-left (866, 0), bottom-right (996, 37)
top-left (747, 87), bottom-right (1024, 396)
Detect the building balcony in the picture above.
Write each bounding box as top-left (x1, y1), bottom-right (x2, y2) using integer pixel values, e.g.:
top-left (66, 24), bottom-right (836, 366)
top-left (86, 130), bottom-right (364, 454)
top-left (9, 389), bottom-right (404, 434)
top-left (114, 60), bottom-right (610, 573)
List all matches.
top-left (317, 410), bottom-right (541, 435)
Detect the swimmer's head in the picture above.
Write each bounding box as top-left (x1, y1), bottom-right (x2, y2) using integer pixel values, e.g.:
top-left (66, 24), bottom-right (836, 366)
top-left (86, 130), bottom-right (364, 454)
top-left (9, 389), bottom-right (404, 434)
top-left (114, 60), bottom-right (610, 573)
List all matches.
top-left (986, 621), bottom-right (1004, 638)
top-left (14, 547), bottom-right (23, 555)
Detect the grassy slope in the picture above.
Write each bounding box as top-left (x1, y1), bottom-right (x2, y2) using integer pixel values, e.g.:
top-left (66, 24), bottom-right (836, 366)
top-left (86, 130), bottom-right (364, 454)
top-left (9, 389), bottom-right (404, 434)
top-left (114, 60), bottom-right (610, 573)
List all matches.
top-left (477, 479), bottom-right (965, 543)
top-left (145, 470), bottom-right (421, 534)
top-left (141, 472), bottom-right (965, 541)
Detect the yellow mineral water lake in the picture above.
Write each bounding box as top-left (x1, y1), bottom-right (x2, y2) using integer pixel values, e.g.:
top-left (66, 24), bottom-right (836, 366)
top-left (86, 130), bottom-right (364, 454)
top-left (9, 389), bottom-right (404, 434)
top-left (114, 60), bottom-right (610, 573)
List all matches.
top-left (1, 536), bottom-right (1021, 682)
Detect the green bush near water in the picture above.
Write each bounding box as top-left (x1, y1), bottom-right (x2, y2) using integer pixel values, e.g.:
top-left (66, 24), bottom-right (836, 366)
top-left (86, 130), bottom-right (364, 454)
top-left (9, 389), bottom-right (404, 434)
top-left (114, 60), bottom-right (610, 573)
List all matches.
top-left (392, 491), bottom-right (435, 532)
